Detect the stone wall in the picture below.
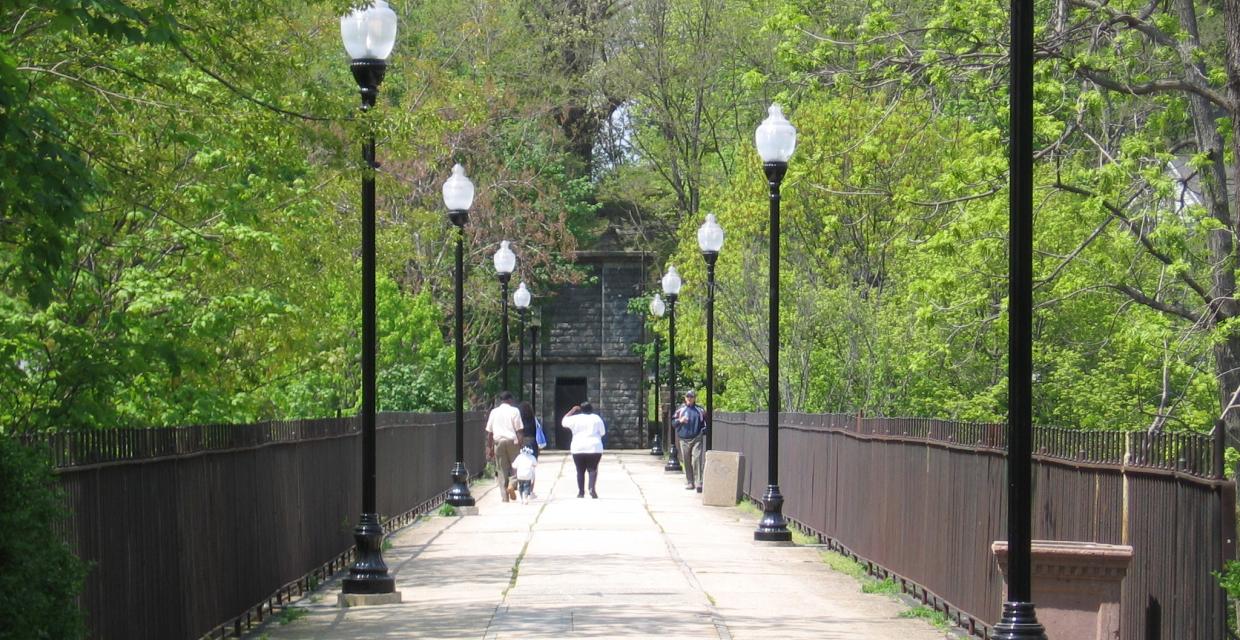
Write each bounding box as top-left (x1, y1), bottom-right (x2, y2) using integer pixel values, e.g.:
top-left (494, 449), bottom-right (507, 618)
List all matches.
top-left (536, 252), bottom-right (648, 450)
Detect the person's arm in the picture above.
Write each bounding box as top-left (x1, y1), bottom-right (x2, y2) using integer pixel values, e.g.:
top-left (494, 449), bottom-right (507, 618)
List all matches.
top-left (484, 412), bottom-right (495, 460)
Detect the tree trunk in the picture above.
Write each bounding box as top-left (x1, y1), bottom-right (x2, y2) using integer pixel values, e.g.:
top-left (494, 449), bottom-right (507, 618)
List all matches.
top-left (1178, 0), bottom-right (1240, 444)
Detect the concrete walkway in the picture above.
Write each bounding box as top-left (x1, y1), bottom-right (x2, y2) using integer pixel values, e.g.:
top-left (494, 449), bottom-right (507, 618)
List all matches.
top-left (251, 451), bottom-right (947, 639)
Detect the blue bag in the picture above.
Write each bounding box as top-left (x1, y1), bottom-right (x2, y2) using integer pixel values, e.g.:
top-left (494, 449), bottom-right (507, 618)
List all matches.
top-left (535, 418), bottom-right (547, 448)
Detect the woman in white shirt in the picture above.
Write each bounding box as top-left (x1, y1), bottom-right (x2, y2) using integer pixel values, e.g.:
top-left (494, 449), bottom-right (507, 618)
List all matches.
top-left (561, 402), bottom-right (606, 499)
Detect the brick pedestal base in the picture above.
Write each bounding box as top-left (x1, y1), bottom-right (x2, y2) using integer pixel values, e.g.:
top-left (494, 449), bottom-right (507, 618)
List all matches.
top-left (992, 540), bottom-right (1133, 640)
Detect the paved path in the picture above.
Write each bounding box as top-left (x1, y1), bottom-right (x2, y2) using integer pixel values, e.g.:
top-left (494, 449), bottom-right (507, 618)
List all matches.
top-left (252, 451), bottom-right (946, 639)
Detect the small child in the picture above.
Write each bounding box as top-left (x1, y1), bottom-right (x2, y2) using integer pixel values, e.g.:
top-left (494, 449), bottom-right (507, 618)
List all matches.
top-left (512, 446), bottom-right (537, 504)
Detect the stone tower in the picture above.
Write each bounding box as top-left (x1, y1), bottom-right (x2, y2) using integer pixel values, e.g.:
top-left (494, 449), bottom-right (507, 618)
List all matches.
top-left (530, 228), bottom-right (651, 449)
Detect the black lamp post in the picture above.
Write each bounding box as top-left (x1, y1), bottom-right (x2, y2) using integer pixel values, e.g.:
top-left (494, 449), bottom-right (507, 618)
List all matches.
top-left (753, 104), bottom-right (794, 542)
top-left (662, 266), bottom-right (683, 473)
top-left (340, 0), bottom-right (398, 596)
top-left (442, 164), bottom-right (476, 509)
top-left (493, 241), bottom-right (516, 392)
top-left (697, 214), bottom-right (724, 452)
top-left (649, 294), bottom-right (666, 456)
top-left (529, 314), bottom-right (541, 420)
top-left (994, 0), bottom-right (1045, 635)
top-left (514, 282), bottom-right (531, 400)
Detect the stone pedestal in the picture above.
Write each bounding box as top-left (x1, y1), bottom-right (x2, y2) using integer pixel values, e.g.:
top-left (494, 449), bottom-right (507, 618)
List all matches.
top-left (702, 450), bottom-right (743, 506)
top-left (992, 540), bottom-right (1133, 640)
top-left (338, 591), bottom-right (403, 607)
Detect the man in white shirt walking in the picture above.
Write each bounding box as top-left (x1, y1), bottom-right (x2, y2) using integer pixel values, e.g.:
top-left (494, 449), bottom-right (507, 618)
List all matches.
top-left (485, 390), bottom-right (523, 503)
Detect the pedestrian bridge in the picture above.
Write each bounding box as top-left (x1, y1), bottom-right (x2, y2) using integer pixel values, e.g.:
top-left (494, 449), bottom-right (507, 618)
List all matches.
top-left (248, 451), bottom-right (942, 640)
top-left (29, 411), bottom-right (1231, 639)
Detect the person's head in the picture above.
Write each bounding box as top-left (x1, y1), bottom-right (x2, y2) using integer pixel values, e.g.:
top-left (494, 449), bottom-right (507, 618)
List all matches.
top-left (579, 401), bottom-right (594, 415)
top-left (684, 390), bottom-right (697, 405)
top-left (498, 390), bottom-right (514, 404)
top-left (519, 401), bottom-right (535, 424)
top-left (520, 446), bottom-right (534, 457)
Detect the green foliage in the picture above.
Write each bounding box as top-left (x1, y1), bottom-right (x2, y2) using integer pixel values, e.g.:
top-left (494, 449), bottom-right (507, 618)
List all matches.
top-left (898, 605), bottom-right (952, 631)
top-left (437, 503), bottom-right (458, 517)
top-left (861, 577), bottom-right (901, 596)
top-left (0, 0), bottom-right (598, 433)
top-left (276, 607), bottom-right (308, 626)
top-left (3, 0), bottom-right (1237, 438)
top-left (1221, 561), bottom-right (1240, 596)
top-left (0, 439), bottom-right (87, 640)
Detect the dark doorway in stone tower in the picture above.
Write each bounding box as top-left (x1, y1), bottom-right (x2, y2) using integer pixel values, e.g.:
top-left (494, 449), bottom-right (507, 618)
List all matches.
top-left (553, 377), bottom-right (588, 450)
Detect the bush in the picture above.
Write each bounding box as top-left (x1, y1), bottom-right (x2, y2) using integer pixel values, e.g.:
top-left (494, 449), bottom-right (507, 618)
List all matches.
top-left (0, 437), bottom-right (87, 640)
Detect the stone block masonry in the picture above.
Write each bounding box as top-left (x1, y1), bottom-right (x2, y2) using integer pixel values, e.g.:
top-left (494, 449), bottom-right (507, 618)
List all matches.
top-left (536, 250), bottom-right (650, 450)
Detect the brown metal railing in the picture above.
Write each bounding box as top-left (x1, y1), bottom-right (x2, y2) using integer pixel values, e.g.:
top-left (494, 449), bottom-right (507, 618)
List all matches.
top-left (19, 412), bottom-right (486, 640)
top-left (715, 412), bottom-right (1235, 640)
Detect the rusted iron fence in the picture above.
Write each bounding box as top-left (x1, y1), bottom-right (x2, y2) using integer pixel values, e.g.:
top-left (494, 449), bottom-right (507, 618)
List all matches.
top-left (714, 412), bottom-right (1236, 640)
top-left (18, 412), bottom-right (485, 640)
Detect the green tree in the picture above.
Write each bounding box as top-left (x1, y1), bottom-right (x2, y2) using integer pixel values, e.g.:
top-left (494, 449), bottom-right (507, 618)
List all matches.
top-left (0, 438), bottom-right (87, 639)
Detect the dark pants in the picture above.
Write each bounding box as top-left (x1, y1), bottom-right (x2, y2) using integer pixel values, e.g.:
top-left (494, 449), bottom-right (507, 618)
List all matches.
top-left (572, 453), bottom-right (602, 494)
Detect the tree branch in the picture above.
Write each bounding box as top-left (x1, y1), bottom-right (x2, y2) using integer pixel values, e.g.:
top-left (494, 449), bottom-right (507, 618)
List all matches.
top-left (1108, 283), bottom-right (1199, 321)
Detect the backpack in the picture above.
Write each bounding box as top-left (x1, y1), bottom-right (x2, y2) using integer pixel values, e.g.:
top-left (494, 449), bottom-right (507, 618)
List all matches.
top-left (535, 418), bottom-right (547, 448)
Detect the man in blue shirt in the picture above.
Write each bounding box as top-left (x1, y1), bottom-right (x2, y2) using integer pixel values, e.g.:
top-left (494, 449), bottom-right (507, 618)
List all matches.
top-left (674, 390), bottom-right (707, 492)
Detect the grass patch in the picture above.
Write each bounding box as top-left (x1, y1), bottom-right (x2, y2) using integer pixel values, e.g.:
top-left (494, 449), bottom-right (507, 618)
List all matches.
top-left (277, 607), bottom-right (308, 626)
top-left (820, 551), bottom-right (957, 633)
top-left (861, 577), bottom-right (900, 596)
top-left (820, 550), bottom-right (868, 581)
top-left (438, 503), bottom-right (458, 517)
top-left (822, 552), bottom-right (899, 595)
top-left (790, 527), bottom-right (817, 546)
top-left (899, 605), bottom-right (952, 631)
top-left (735, 499), bottom-right (761, 518)
top-left (382, 537), bottom-right (393, 552)
top-left (705, 592), bottom-right (716, 606)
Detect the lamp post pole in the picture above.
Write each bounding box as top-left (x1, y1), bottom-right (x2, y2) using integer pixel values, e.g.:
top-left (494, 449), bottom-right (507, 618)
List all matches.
top-left (340, 0), bottom-right (398, 596)
top-left (753, 104), bottom-right (795, 542)
top-left (664, 291), bottom-right (681, 472)
top-left (698, 213), bottom-right (724, 452)
top-left (514, 282), bottom-right (531, 401)
top-left (443, 165), bottom-right (476, 509)
top-left (661, 267), bottom-right (682, 471)
top-left (994, 0), bottom-right (1045, 636)
top-left (517, 308), bottom-right (526, 398)
top-left (530, 317), bottom-right (540, 419)
top-left (650, 335), bottom-right (663, 455)
top-left (493, 242), bottom-right (516, 392)
top-left (499, 274), bottom-right (511, 390)
top-left (649, 294), bottom-right (666, 456)
top-left (703, 256), bottom-right (716, 451)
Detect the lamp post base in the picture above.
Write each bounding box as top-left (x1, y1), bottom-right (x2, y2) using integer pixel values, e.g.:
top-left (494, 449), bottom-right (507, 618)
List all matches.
top-left (993, 602), bottom-right (1047, 639)
top-left (650, 432), bottom-right (664, 456)
top-left (342, 512), bottom-right (396, 594)
top-left (753, 485), bottom-right (792, 542)
top-left (446, 461), bottom-right (475, 507)
top-left (664, 444), bottom-right (682, 471)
